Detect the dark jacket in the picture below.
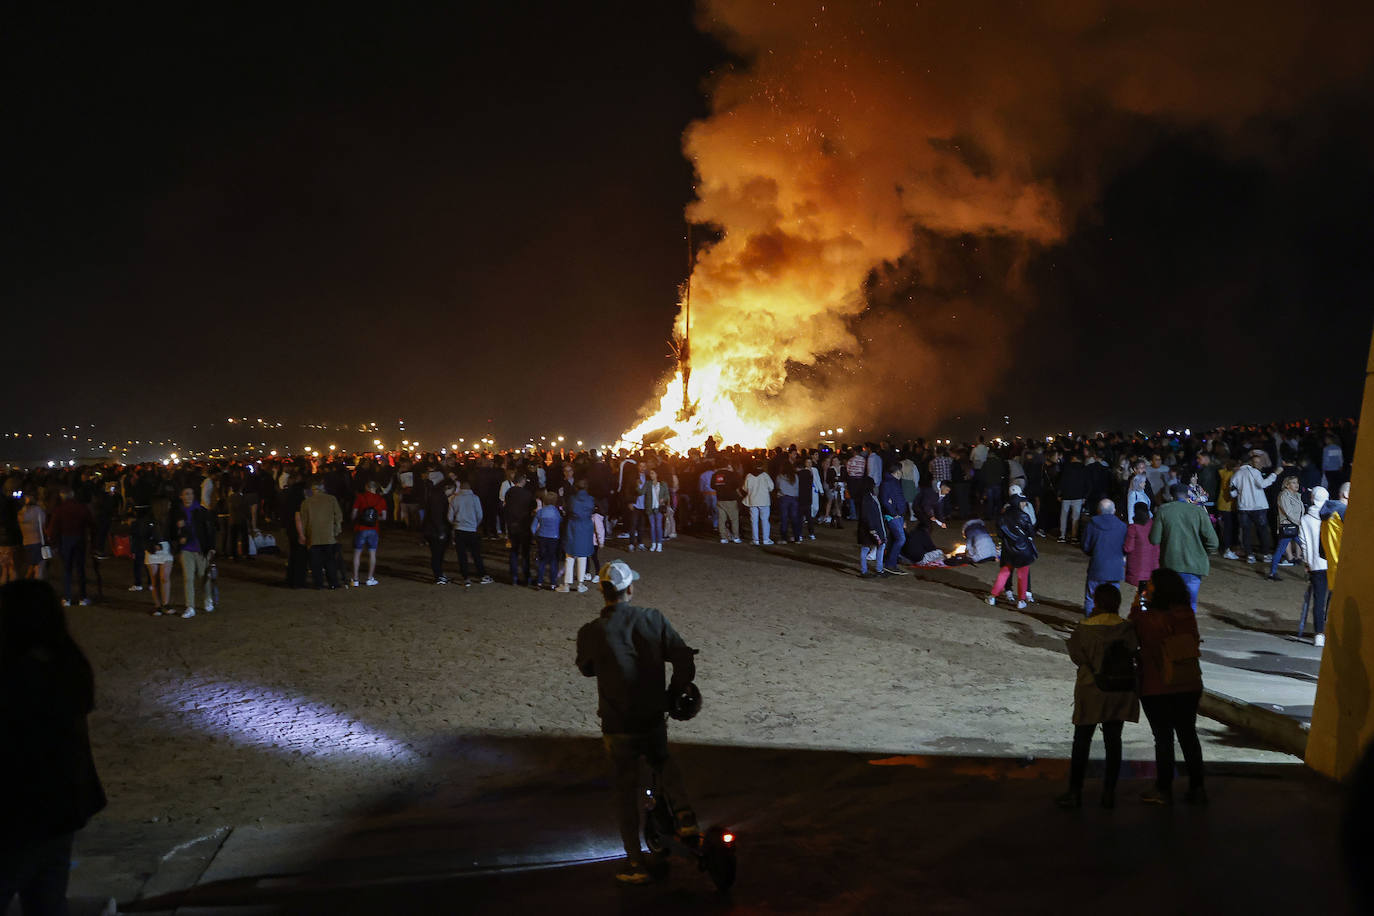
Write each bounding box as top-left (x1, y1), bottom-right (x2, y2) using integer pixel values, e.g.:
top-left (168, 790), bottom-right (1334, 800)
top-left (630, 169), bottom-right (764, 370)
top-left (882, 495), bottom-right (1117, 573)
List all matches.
top-left (997, 505), bottom-right (1038, 567)
top-left (576, 603), bottom-right (696, 734)
top-left (1131, 603), bottom-right (1203, 696)
top-left (169, 503), bottom-right (217, 555)
top-left (0, 639), bottom-right (106, 852)
top-left (502, 485), bottom-right (536, 534)
top-left (856, 482), bottom-right (886, 547)
top-left (423, 489), bottom-right (451, 540)
top-left (1082, 514), bottom-right (1128, 581)
top-left (878, 475), bottom-right (907, 518)
top-left (0, 496), bottom-right (21, 548)
top-left (1057, 461), bottom-right (1088, 500)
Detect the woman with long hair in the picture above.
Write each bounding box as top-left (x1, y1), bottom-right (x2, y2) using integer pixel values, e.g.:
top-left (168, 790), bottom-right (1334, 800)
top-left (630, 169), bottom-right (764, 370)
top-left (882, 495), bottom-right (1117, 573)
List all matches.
top-left (19, 492), bottom-right (47, 581)
top-left (639, 468), bottom-right (668, 552)
top-left (1267, 474), bottom-right (1303, 581)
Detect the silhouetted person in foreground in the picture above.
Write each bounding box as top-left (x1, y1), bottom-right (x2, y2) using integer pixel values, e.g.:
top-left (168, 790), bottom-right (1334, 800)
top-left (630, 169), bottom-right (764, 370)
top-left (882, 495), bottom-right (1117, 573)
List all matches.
top-left (0, 579), bottom-right (106, 914)
top-left (1345, 739), bottom-right (1374, 914)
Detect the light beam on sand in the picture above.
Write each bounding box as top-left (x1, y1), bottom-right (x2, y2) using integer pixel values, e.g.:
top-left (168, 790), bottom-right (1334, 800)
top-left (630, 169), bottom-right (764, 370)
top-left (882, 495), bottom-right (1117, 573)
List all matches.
top-left (161, 679), bottom-right (419, 762)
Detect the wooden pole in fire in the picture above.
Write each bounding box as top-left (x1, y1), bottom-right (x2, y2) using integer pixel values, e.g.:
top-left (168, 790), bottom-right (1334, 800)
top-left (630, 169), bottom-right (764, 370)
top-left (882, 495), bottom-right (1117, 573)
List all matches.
top-left (682, 223), bottom-right (693, 419)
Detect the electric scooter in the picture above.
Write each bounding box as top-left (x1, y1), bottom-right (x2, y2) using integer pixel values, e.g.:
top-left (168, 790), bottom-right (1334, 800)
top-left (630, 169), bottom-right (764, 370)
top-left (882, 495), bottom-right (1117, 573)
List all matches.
top-left (640, 681), bottom-right (737, 891)
top-left (642, 775), bottom-right (736, 892)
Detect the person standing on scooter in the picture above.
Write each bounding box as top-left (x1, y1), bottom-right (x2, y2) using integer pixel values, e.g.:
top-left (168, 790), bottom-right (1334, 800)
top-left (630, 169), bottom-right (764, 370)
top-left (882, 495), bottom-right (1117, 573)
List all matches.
top-left (576, 559), bottom-right (699, 885)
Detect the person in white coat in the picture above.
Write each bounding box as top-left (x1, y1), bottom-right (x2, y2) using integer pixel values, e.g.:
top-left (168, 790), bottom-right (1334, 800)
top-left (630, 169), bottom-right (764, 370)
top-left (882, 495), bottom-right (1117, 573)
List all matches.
top-left (1227, 450), bottom-right (1278, 564)
top-left (1298, 486), bottom-right (1330, 646)
top-left (743, 465), bottom-right (774, 546)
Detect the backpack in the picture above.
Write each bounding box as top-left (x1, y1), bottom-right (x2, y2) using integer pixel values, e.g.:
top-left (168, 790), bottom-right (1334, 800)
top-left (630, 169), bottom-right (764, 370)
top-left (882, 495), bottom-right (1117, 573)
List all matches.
top-left (1094, 639), bottom-right (1138, 692)
top-left (357, 505), bottom-right (380, 526)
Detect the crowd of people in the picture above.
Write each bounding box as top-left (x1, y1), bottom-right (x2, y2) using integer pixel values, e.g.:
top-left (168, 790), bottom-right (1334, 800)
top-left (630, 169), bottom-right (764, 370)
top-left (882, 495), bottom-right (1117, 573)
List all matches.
top-left (0, 417), bottom-right (1355, 637)
top-left (0, 416), bottom-right (1364, 898)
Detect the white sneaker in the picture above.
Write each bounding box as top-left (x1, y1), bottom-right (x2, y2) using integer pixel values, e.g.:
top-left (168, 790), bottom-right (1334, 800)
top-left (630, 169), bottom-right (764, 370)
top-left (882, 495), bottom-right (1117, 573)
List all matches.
top-left (583, 573), bottom-right (595, 581)
top-left (576, 584), bottom-right (588, 593)
top-left (808, 534), bottom-right (816, 540)
top-left (128, 585), bottom-right (144, 592)
top-left (732, 538), bottom-right (741, 544)
top-left (79, 598), bottom-right (92, 606)
top-left (204, 601), bottom-right (214, 613)
top-left (1246, 556), bottom-right (1256, 564)
top-left (1261, 555), bottom-right (1273, 563)
top-left (1278, 560), bottom-right (1294, 568)
top-left (479, 575), bottom-right (493, 584)
top-left (367, 577), bottom-right (379, 586)
top-left (1025, 591), bottom-right (1035, 603)
top-left (1223, 550), bottom-right (1239, 560)
top-left (1004, 589), bottom-right (1014, 601)
top-left (1314, 633), bottom-right (1326, 647)
top-left (61, 599), bottom-right (71, 607)
top-left (181, 608), bottom-right (197, 619)
top-left (986, 596), bottom-right (997, 606)
top-left (351, 580), bottom-right (360, 588)
top-left (1016, 600), bottom-right (1027, 610)
top-left (626, 544), bottom-right (636, 552)
top-left (763, 539), bottom-right (775, 545)
top-left (720, 538), bottom-right (728, 544)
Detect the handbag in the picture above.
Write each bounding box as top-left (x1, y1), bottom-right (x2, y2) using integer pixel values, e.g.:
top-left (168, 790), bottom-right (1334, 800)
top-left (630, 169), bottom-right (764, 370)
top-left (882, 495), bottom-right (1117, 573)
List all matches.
top-left (1278, 522), bottom-right (1299, 539)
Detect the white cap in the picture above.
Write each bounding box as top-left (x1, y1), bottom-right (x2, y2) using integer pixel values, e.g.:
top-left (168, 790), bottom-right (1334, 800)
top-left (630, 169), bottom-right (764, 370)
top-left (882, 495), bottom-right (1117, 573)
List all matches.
top-left (598, 560), bottom-right (640, 591)
top-left (1009, 484), bottom-right (1023, 496)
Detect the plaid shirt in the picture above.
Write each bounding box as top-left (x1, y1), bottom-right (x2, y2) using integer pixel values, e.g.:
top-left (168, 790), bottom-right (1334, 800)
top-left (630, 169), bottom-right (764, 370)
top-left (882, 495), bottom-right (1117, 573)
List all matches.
top-left (929, 455), bottom-right (953, 483)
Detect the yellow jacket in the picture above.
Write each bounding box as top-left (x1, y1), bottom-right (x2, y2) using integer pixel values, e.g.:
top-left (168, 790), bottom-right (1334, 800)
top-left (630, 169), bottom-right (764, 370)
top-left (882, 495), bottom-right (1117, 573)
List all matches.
top-left (1323, 510), bottom-right (1345, 591)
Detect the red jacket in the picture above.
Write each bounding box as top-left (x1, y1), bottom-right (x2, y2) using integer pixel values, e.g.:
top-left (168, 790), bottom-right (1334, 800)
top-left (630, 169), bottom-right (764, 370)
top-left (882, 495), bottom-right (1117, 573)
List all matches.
top-left (1122, 520), bottom-right (1161, 590)
top-left (47, 500), bottom-right (93, 540)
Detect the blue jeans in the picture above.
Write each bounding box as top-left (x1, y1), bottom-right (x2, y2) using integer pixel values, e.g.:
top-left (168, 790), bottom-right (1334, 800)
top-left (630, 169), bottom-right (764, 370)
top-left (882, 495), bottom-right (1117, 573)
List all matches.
top-left (778, 495), bottom-right (801, 541)
top-left (1268, 535), bottom-right (1296, 576)
top-left (859, 545), bottom-right (880, 575)
top-left (535, 536), bottom-right (559, 585)
top-left (1179, 572), bottom-right (1201, 612)
top-left (1084, 579), bottom-right (1122, 616)
top-left (647, 510), bottom-right (663, 545)
top-left (883, 518), bottom-right (906, 570)
top-left (702, 492), bottom-right (717, 523)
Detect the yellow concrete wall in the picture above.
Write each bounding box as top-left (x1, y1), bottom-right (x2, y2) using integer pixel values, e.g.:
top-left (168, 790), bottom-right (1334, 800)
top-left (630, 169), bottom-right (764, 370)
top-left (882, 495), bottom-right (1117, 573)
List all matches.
top-left (1307, 329), bottom-right (1374, 780)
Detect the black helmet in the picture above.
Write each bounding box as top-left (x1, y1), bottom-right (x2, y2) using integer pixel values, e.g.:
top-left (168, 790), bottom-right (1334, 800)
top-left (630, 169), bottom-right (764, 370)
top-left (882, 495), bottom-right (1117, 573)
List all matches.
top-left (666, 682), bottom-right (702, 721)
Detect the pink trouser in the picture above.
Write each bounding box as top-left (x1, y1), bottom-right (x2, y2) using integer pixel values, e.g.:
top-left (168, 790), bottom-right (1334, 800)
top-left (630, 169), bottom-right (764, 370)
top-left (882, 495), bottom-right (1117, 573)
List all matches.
top-left (992, 565), bottom-right (1029, 600)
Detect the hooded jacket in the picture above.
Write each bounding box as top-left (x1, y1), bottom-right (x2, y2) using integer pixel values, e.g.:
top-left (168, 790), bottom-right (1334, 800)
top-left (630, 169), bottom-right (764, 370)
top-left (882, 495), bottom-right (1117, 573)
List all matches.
top-left (1300, 487), bottom-right (1328, 573)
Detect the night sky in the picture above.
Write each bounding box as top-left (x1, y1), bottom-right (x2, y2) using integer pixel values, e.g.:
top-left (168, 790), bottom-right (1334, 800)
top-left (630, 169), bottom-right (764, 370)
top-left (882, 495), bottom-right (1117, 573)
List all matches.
top-left (7, 2), bottom-right (1373, 456)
